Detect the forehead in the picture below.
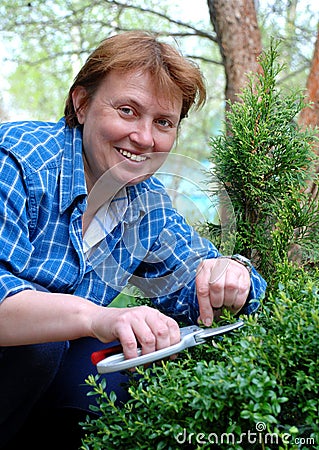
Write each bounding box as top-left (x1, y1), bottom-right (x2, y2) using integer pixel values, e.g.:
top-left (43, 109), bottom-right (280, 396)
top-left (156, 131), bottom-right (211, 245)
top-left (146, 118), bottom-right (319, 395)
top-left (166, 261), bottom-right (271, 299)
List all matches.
top-left (97, 69), bottom-right (183, 112)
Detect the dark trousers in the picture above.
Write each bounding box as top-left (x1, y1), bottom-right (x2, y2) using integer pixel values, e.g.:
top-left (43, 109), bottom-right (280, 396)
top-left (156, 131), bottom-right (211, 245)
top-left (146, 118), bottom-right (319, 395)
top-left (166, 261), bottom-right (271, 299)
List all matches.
top-left (0, 337), bottom-right (132, 449)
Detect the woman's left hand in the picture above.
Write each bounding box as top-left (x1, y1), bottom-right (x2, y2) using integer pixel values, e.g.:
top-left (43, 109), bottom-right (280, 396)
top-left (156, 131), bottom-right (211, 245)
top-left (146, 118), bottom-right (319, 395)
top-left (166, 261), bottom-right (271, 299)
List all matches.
top-left (195, 257), bottom-right (251, 326)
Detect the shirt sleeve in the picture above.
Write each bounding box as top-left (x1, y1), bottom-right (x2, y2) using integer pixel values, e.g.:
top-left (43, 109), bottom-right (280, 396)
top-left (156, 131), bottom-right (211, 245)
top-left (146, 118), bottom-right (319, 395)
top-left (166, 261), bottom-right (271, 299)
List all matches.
top-left (132, 204), bottom-right (267, 325)
top-left (0, 150), bottom-right (35, 302)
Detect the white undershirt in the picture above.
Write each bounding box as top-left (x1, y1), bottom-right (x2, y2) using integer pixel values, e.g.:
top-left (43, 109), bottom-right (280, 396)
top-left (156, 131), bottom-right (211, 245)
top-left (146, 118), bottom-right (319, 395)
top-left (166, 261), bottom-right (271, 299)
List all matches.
top-left (83, 187), bottom-right (128, 256)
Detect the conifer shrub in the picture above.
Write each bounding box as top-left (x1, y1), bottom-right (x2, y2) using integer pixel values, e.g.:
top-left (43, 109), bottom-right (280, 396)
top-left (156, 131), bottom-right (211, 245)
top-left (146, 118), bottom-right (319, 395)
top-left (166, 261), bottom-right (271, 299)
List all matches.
top-left (207, 40), bottom-right (319, 283)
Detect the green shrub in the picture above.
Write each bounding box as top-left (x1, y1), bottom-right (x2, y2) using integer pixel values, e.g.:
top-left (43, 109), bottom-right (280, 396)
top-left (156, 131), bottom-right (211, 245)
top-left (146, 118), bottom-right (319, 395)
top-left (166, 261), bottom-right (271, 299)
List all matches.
top-left (81, 264), bottom-right (319, 450)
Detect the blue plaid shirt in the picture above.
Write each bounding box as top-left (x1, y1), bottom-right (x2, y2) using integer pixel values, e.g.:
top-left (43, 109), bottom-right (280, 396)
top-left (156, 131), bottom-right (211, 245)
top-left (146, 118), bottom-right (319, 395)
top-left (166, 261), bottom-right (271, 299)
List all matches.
top-left (0, 118), bottom-right (266, 324)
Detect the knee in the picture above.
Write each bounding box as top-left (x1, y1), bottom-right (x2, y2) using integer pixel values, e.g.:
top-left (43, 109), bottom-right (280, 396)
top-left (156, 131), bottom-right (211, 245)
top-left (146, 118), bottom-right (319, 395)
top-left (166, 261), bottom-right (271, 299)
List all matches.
top-left (0, 341), bottom-right (69, 447)
top-left (29, 341), bottom-right (69, 378)
top-left (0, 341), bottom-right (69, 386)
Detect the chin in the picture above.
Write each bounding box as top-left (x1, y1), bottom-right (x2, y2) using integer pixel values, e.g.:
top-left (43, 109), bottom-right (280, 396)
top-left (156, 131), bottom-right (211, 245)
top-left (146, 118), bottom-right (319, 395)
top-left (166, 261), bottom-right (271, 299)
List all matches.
top-left (126, 176), bottom-right (151, 186)
top-left (121, 170), bottom-right (154, 186)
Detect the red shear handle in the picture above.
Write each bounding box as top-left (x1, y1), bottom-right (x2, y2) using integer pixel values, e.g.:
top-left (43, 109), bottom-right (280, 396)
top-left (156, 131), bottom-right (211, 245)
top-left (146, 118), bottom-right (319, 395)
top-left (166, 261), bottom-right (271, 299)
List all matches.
top-left (91, 344), bottom-right (123, 365)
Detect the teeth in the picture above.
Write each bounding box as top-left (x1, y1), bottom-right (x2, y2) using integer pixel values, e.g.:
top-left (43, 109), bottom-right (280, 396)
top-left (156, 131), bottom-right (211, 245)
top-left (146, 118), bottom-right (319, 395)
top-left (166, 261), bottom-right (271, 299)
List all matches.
top-left (119, 149), bottom-right (147, 162)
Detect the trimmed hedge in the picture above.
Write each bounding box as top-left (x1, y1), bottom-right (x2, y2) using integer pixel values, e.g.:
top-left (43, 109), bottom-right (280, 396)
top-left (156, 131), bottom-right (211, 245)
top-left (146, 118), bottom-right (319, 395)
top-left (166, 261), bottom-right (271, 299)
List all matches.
top-left (81, 264), bottom-right (319, 450)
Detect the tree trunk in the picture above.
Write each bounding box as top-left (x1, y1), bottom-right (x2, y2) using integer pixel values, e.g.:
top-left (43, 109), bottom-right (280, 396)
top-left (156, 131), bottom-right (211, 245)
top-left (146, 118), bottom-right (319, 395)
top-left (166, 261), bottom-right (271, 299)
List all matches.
top-left (207, 0), bottom-right (263, 252)
top-left (298, 25), bottom-right (319, 201)
top-left (207, 0), bottom-right (262, 111)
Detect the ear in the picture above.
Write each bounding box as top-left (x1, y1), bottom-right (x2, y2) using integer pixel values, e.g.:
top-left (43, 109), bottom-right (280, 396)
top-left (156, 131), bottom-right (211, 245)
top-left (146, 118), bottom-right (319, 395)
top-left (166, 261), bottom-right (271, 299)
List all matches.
top-left (72, 86), bottom-right (87, 124)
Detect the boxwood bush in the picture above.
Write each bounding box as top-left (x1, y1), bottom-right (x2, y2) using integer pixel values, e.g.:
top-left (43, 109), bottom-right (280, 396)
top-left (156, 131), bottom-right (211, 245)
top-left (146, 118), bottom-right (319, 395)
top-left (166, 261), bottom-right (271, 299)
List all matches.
top-left (80, 263), bottom-right (318, 450)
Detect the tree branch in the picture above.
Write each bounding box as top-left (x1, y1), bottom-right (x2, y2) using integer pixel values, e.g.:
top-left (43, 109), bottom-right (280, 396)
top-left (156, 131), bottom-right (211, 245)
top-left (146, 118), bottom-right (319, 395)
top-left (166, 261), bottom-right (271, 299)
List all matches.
top-left (102, 0), bottom-right (216, 42)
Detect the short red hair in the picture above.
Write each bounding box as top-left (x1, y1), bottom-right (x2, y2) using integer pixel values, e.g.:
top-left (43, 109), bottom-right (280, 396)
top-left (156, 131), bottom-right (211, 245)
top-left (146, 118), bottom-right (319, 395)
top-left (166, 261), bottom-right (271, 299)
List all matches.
top-left (64, 30), bottom-right (206, 127)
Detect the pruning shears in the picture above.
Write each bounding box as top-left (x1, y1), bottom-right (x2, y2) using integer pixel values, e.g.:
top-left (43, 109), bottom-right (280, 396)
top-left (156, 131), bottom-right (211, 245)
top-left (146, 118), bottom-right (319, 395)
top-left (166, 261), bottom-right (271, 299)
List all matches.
top-left (91, 319), bottom-right (244, 374)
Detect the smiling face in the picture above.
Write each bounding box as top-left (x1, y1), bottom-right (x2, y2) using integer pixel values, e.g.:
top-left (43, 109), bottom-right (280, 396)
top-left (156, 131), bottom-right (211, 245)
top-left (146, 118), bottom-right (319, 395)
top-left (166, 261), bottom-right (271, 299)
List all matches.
top-left (72, 69), bottom-right (183, 192)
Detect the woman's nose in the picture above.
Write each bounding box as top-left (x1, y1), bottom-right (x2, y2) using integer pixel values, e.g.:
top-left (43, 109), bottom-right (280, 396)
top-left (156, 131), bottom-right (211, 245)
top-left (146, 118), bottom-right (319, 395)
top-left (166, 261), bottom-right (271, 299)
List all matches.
top-left (129, 120), bottom-right (155, 149)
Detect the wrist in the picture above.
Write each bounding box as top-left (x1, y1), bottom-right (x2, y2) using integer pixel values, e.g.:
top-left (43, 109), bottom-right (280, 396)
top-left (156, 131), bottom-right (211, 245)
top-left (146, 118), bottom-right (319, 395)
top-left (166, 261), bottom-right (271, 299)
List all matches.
top-left (218, 254), bottom-right (252, 275)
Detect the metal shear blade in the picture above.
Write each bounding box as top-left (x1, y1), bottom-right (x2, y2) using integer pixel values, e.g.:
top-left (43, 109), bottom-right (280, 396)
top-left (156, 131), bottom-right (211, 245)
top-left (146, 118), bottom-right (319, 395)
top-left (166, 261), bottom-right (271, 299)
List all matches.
top-left (194, 319), bottom-right (245, 342)
top-left (93, 319), bottom-right (244, 374)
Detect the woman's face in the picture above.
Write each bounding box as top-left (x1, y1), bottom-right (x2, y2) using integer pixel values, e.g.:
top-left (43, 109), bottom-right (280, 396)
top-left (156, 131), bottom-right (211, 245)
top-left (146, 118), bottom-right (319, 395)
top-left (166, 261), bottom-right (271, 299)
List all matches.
top-left (73, 69), bottom-right (183, 191)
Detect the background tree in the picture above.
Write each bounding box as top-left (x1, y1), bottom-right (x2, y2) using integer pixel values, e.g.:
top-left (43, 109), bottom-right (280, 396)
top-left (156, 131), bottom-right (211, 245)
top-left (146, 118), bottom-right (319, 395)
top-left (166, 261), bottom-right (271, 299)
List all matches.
top-left (207, 0), bottom-right (263, 113)
top-left (298, 26), bottom-right (319, 201)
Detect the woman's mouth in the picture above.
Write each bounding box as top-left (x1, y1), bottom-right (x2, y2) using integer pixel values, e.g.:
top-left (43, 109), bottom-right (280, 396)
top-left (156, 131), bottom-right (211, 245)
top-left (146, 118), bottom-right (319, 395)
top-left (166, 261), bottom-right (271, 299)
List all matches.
top-left (117, 148), bottom-right (147, 162)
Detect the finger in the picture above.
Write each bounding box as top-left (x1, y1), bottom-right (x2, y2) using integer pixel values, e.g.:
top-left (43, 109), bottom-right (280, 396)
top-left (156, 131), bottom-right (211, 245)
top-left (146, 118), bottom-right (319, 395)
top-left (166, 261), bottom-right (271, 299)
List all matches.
top-left (113, 307), bottom-right (155, 359)
top-left (196, 261), bottom-right (214, 326)
top-left (147, 314), bottom-right (180, 350)
top-left (207, 258), bottom-right (231, 309)
top-left (231, 278), bottom-right (250, 313)
top-left (134, 323), bottom-right (157, 356)
top-left (117, 327), bottom-right (141, 361)
top-left (166, 317), bottom-right (181, 345)
top-left (224, 262), bottom-right (251, 312)
top-left (220, 268), bottom-right (238, 308)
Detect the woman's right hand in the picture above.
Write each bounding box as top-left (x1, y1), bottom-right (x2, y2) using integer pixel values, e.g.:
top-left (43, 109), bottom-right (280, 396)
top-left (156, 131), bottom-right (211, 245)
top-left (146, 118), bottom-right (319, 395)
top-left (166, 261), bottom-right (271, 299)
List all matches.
top-left (91, 305), bottom-right (181, 360)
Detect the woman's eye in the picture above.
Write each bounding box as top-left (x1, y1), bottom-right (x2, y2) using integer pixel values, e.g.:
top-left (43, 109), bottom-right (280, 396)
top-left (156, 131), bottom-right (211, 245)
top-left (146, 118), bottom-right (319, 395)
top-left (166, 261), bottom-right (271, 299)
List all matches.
top-left (119, 106), bottom-right (134, 116)
top-left (156, 118), bottom-right (173, 128)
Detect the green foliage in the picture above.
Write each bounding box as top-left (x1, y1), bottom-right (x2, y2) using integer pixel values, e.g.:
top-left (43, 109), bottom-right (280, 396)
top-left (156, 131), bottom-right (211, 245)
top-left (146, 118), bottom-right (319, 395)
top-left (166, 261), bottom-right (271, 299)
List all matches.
top-left (208, 40), bottom-right (319, 281)
top-left (80, 263), bottom-right (319, 450)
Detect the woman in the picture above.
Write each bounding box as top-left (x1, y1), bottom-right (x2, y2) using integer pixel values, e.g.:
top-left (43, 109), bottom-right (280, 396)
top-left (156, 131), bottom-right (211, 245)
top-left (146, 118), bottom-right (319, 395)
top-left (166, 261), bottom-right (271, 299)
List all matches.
top-left (0, 31), bottom-right (266, 448)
